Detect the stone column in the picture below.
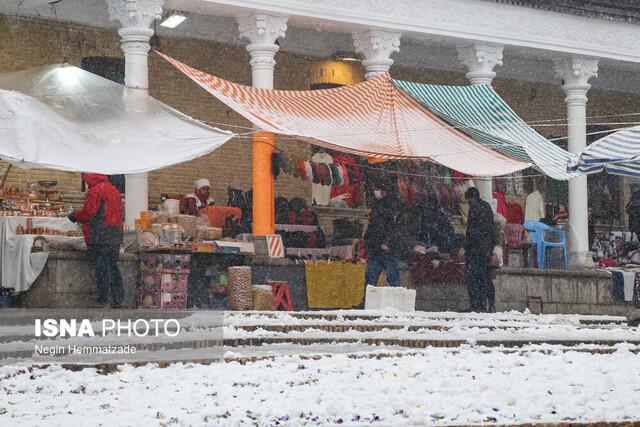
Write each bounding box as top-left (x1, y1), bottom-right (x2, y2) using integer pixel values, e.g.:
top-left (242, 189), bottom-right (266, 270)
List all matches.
top-left (554, 56), bottom-right (599, 267)
top-left (352, 30), bottom-right (401, 80)
top-left (106, 0), bottom-right (163, 227)
top-left (237, 15), bottom-right (288, 236)
top-left (457, 42), bottom-right (504, 204)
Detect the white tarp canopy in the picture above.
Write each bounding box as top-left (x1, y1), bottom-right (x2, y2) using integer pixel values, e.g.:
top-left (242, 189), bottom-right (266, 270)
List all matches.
top-left (0, 64), bottom-right (234, 174)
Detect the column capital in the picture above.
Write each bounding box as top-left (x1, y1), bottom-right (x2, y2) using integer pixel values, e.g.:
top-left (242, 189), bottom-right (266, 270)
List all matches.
top-left (553, 56), bottom-right (599, 105)
top-left (106, 0), bottom-right (163, 31)
top-left (352, 30), bottom-right (401, 80)
top-left (237, 14), bottom-right (288, 47)
top-left (456, 42), bottom-right (504, 85)
top-left (237, 15), bottom-right (288, 74)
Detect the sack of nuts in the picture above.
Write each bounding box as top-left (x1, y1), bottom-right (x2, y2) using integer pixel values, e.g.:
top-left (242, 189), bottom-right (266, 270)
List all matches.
top-left (227, 266), bottom-right (253, 310)
top-left (252, 285), bottom-right (273, 311)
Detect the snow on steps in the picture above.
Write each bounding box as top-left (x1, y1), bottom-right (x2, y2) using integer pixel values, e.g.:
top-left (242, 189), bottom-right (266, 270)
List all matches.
top-left (0, 309), bottom-right (636, 368)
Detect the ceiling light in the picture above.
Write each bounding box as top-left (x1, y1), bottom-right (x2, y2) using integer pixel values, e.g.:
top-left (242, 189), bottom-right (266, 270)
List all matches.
top-left (332, 51), bottom-right (361, 62)
top-left (160, 12), bottom-right (187, 29)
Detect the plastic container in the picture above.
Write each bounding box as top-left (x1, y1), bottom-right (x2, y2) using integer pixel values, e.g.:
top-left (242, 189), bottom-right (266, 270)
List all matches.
top-left (364, 285), bottom-right (416, 312)
top-left (165, 199), bottom-right (180, 217)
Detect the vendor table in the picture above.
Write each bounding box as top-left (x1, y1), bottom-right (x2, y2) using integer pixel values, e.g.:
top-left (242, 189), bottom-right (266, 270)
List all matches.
top-left (0, 216), bottom-right (80, 292)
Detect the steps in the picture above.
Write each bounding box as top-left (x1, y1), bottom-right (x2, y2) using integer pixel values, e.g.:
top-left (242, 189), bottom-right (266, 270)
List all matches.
top-left (0, 309), bottom-right (636, 368)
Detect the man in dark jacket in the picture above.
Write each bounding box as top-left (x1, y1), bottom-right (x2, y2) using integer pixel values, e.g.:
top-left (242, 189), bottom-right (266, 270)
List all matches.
top-left (68, 174), bottom-right (124, 308)
top-left (464, 187), bottom-right (496, 312)
top-left (412, 192), bottom-right (454, 254)
top-left (364, 179), bottom-right (405, 287)
top-left (627, 185), bottom-right (640, 241)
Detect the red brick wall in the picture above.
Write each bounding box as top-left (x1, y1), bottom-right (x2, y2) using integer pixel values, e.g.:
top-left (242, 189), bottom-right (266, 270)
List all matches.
top-left (1, 15), bottom-right (640, 221)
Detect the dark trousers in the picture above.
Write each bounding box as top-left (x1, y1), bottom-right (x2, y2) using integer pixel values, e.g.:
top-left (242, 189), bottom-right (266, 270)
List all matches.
top-left (88, 245), bottom-right (124, 305)
top-left (465, 253), bottom-right (492, 312)
top-left (365, 253), bottom-right (401, 287)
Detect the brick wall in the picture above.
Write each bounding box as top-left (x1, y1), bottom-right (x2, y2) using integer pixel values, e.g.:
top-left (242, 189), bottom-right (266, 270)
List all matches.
top-left (2, 15), bottom-right (640, 216)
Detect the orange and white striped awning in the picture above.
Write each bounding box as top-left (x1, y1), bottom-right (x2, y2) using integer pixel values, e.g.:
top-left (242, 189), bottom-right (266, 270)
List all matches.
top-left (158, 52), bottom-right (529, 177)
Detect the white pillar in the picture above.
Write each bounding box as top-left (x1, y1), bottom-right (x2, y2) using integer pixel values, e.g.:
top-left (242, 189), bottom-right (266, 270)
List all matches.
top-left (237, 15), bottom-right (288, 89)
top-left (106, 0), bottom-right (163, 227)
top-left (457, 42), bottom-right (504, 203)
top-left (554, 56), bottom-right (599, 267)
top-left (352, 30), bottom-right (401, 80)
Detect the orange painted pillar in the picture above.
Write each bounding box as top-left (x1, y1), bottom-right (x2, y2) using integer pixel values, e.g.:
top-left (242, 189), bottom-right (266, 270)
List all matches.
top-left (252, 131), bottom-right (275, 236)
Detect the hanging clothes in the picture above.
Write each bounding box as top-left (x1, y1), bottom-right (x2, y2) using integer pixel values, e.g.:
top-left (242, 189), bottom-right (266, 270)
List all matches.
top-left (493, 190), bottom-right (508, 218)
top-left (330, 154), bottom-right (362, 207)
top-left (311, 151), bottom-right (333, 206)
top-left (525, 190), bottom-right (546, 222)
top-left (506, 202), bottom-right (524, 224)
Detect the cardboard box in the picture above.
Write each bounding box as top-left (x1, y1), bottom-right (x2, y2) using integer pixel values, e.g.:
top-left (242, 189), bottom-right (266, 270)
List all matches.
top-left (191, 242), bottom-right (215, 253)
top-left (364, 285), bottom-right (416, 312)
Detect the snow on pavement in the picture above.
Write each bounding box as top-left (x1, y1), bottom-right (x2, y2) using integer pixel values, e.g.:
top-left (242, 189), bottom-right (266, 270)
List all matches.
top-left (2, 344), bottom-right (640, 426)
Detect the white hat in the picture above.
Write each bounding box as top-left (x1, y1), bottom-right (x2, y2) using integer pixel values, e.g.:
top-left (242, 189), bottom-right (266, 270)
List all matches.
top-left (195, 178), bottom-right (210, 190)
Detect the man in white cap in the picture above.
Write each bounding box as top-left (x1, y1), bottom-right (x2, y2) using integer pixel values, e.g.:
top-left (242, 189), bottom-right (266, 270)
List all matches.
top-left (185, 178), bottom-right (215, 210)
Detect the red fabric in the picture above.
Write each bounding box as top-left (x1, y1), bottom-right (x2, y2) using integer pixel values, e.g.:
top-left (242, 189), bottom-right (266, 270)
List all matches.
top-left (74, 174), bottom-right (123, 244)
top-left (493, 191), bottom-right (508, 218)
top-left (412, 257), bottom-right (465, 285)
top-left (298, 160), bottom-right (307, 181)
top-left (201, 206), bottom-right (243, 228)
top-left (330, 154), bottom-right (361, 206)
top-left (506, 203), bottom-right (524, 224)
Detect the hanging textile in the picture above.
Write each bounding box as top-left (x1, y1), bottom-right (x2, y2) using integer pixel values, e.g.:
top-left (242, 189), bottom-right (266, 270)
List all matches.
top-left (330, 154), bottom-right (362, 207)
top-left (158, 52), bottom-right (529, 177)
top-left (305, 261), bottom-right (365, 309)
top-left (311, 151), bottom-right (333, 206)
top-left (392, 79), bottom-right (577, 180)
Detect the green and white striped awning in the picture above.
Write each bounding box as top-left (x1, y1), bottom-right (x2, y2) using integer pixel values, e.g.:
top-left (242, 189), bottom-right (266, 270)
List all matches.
top-left (392, 80), bottom-right (577, 180)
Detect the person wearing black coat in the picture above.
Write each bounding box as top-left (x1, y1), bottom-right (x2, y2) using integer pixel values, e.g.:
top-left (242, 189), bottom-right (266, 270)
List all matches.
top-left (364, 179), bottom-right (405, 287)
top-left (626, 185), bottom-right (640, 241)
top-left (412, 192), bottom-right (454, 254)
top-left (464, 187), bottom-right (496, 312)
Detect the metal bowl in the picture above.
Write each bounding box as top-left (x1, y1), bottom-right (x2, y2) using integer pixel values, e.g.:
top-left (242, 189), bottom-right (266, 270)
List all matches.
top-left (37, 180), bottom-right (58, 188)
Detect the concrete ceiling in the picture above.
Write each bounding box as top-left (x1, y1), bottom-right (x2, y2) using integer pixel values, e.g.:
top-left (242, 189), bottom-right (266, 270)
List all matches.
top-left (1, 0), bottom-right (639, 93)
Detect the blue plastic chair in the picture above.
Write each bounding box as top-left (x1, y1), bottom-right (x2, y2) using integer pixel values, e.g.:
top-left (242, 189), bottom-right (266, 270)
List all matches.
top-left (523, 220), bottom-right (568, 270)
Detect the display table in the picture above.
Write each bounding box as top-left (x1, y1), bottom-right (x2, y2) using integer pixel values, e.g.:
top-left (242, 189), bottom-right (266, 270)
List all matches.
top-left (0, 216), bottom-right (81, 292)
top-left (412, 256), bottom-right (465, 286)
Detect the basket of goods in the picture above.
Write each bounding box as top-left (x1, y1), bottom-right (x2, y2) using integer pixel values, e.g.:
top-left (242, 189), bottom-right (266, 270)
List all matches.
top-left (227, 266), bottom-right (252, 310)
top-left (252, 285), bottom-right (273, 311)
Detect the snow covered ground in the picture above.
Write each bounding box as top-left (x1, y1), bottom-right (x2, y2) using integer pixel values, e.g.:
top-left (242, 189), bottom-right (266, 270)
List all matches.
top-left (1, 344), bottom-right (640, 426)
top-left (1, 310), bottom-right (639, 426)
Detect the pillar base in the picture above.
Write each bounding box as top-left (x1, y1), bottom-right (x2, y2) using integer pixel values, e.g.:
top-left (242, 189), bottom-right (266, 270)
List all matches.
top-left (568, 250), bottom-right (594, 269)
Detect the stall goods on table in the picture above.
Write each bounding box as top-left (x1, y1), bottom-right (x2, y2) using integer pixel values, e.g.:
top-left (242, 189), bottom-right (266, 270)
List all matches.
top-left (0, 216), bottom-right (81, 293)
top-left (137, 254), bottom-right (190, 309)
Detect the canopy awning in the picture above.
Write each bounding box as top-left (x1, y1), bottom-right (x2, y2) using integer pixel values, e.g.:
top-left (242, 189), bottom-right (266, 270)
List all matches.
top-left (391, 80), bottom-right (577, 181)
top-left (158, 52), bottom-right (529, 177)
top-left (568, 125), bottom-right (640, 177)
top-left (0, 64), bottom-right (233, 174)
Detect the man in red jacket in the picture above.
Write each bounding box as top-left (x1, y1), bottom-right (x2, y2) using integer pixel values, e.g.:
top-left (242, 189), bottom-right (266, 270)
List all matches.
top-left (68, 174), bottom-right (124, 308)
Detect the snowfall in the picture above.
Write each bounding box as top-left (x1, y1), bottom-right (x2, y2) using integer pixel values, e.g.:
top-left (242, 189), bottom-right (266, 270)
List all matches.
top-left (1, 345), bottom-right (640, 426)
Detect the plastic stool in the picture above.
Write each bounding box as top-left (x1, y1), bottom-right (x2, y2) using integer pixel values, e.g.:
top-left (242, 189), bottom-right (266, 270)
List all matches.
top-left (267, 280), bottom-right (294, 311)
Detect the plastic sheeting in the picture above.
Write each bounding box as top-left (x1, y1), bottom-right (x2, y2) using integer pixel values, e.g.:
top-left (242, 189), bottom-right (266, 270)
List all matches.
top-left (0, 64), bottom-right (234, 174)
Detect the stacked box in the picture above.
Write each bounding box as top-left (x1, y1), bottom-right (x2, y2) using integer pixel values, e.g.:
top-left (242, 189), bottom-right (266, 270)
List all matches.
top-left (137, 254), bottom-right (190, 309)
